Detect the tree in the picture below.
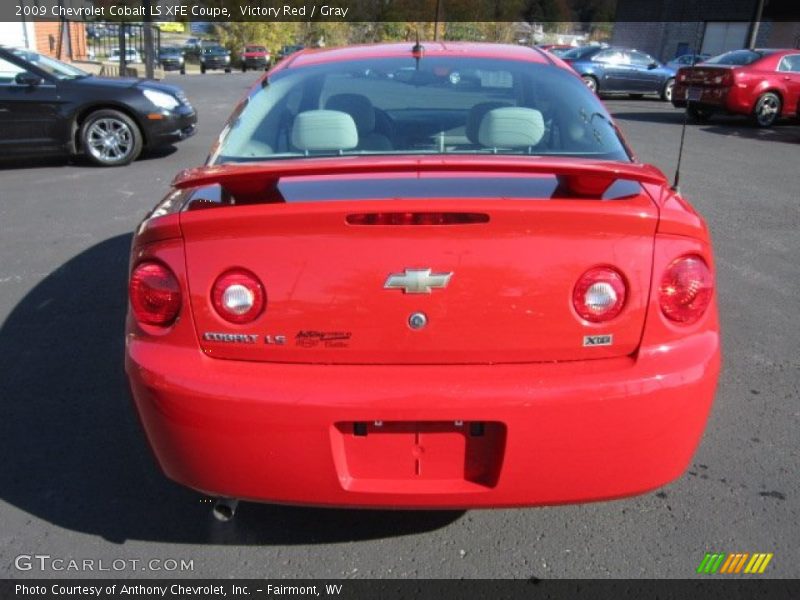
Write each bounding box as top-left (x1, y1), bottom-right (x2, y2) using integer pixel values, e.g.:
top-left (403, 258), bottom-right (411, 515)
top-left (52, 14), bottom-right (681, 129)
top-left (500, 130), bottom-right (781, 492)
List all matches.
top-left (216, 22), bottom-right (300, 57)
top-left (297, 22), bottom-right (351, 47)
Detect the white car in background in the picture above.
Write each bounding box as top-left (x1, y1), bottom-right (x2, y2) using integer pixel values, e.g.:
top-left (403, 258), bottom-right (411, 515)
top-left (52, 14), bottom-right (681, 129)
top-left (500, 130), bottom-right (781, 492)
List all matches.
top-left (108, 48), bottom-right (142, 63)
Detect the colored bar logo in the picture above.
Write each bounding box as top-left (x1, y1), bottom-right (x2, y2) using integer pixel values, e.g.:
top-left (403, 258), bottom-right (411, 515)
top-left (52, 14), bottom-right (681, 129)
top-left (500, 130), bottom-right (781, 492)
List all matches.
top-left (696, 552), bottom-right (773, 574)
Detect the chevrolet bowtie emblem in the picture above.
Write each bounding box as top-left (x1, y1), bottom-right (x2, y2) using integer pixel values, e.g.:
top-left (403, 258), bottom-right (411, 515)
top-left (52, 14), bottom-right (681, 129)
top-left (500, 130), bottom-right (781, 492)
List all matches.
top-left (384, 268), bottom-right (453, 294)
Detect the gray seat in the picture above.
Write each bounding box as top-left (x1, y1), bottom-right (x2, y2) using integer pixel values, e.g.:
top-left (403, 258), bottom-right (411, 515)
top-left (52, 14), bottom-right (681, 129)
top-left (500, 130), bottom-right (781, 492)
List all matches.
top-left (290, 110), bottom-right (358, 153)
top-left (325, 94), bottom-right (392, 151)
top-left (478, 107), bottom-right (546, 151)
top-left (465, 101), bottom-right (511, 145)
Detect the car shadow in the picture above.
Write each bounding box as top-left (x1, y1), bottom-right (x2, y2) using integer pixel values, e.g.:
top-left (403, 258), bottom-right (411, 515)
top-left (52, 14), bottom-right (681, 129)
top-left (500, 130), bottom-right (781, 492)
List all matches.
top-left (0, 146), bottom-right (178, 171)
top-left (140, 144), bottom-right (179, 161)
top-left (698, 120), bottom-right (800, 145)
top-left (0, 234), bottom-right (463, 545)
top-left (602, 95), bottom-right (666, 102)
top-left (612, 110), bottom-right (800, 144)
top-left (0, 155), bottom-right (76, 171)
top-left (611, 110), bottom-right (691, 125)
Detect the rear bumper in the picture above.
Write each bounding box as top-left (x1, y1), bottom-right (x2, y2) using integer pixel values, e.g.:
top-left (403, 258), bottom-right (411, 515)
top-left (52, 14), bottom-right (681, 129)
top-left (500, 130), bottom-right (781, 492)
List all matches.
top-left (126, 330), bottom-right (720, 509)
top-left (671, 83), bottom-right (750, 114)
top-left (201, 59), bottom-right (230, 70)
top-left (243, 57), bottom-right (268, 68)
top-left (160, 60), bottom-right (184, 71)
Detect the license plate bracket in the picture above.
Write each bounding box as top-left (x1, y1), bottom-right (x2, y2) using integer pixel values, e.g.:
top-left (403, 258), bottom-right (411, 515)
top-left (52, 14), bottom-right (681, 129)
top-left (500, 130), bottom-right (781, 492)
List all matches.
top-left (332, 421), bottom-right (506, 491)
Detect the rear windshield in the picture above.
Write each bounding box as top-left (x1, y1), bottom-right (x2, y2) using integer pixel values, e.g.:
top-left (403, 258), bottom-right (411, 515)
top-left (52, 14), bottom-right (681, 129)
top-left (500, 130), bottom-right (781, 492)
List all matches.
top-left (213, 56), bottom-right (630, 163)
top-left (704, 49), bottom-right (769, 66)
top-left (275, 175), bottom-right (642, 202)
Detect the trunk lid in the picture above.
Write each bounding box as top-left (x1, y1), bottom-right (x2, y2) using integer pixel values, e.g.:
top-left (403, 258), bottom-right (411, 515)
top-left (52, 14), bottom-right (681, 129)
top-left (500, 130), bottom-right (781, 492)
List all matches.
top-left (177, 160), bottom-right (661, 365)
top-left (679, 65), bottom-right (735, 86)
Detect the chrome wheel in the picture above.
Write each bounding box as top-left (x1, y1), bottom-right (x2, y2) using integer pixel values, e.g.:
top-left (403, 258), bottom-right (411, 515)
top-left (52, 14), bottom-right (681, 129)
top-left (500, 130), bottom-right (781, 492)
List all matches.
top-left (86, 118), bottom-right (134, 163)
top-left (581, 75), bottom-right (597, 93)
top-left (663, 78), bottom-right (675, 102)
top-left (754, 93), bottom-right (780, 127)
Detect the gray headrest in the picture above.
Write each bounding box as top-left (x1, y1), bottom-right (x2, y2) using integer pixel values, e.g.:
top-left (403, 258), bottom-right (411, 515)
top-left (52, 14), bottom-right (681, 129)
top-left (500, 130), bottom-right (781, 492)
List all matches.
top-left (466, 101), bottom-right (511, 144)
top-left (291, 110), bottom-right (358, 152)
top-left (478, 107), bottom-right (545, 148)
top-left (325, 94), bottom-right (376, 135)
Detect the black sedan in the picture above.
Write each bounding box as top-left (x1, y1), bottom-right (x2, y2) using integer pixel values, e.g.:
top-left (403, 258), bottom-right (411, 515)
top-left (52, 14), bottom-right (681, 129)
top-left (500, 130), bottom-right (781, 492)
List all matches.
top-left (0, 46), bottom-right (196, 166)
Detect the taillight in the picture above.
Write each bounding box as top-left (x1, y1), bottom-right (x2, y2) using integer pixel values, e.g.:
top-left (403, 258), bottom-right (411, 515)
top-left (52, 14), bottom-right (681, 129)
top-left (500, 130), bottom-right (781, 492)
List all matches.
top-left (709, 71), bottom-right (732, 86)
top-left (129, 261), bottom-right (181, 327)
top-left (211, 269), bottom-right (265, 324)
top-left (659, 255), bottom-right (713, 324)
top-left (573, 267), bottom-right (627, 322)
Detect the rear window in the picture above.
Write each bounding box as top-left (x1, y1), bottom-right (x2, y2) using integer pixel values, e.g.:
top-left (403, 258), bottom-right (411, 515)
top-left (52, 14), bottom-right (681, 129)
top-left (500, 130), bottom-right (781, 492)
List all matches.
top-left (213, 56), bottom-right (630, 164)
top-left (274, 175), bottom-right (642, 202)
top-left (705, 49), bottom-right (770, 66)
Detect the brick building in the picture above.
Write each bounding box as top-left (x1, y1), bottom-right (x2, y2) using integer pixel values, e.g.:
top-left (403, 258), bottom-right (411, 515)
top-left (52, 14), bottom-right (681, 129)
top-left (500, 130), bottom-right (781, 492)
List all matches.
top-left (32, 21), bottom-right (90, 60)
top-left (0, 20), bottom-right (89, 60)
top-left (612, 0), bottom-right (800, 61)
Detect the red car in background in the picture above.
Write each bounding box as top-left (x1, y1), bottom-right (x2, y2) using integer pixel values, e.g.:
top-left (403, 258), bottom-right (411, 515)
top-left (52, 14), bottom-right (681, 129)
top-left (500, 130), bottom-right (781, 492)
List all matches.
top-left (672, 48), bottom-right (800, 127)
top-left (125, 42), bottom-right (720, 515)
top-left (240, 44), bottom-right (270, 72)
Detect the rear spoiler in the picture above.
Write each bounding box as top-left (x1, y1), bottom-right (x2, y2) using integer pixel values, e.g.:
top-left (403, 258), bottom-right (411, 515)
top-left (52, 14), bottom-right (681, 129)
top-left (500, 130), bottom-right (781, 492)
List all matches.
top-left (173, 156), bottom-right (668, 194)
top-left (139, 157), bottom-right (667, 245)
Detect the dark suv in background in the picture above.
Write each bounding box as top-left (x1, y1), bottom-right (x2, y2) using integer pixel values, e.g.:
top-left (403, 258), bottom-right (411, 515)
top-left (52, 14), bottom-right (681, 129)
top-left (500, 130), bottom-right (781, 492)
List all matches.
top-left (276, 44), bottom-right (305, 62)
top-left (200, 45), bottom-right (231, 74)
top-left (158, 46), bottom-right (186, 74)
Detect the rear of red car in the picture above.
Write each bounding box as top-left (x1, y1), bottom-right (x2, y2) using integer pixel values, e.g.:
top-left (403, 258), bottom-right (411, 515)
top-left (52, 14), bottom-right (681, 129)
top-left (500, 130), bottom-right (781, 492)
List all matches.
top-left (672, 49), bottom-right (800, 126)
top-left (125, 44), bottom-right (720, 509)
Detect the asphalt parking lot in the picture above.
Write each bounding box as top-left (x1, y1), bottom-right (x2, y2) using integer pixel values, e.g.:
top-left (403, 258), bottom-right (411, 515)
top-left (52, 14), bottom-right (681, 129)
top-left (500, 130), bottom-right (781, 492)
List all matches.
top-left (1, 72), bottom-right (798, 579)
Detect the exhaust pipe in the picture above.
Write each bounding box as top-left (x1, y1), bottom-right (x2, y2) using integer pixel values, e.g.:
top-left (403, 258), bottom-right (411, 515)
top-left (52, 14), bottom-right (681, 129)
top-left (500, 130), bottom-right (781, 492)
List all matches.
top-left (212, 498), bottom-right (239, 522)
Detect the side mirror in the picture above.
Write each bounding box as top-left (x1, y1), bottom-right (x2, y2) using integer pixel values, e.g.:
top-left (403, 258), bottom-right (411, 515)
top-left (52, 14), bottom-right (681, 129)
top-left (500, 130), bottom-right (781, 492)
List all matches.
top-left (648, 62), bottom-right (659, 70)
top-left (15, 72), bottom-right (43, 86)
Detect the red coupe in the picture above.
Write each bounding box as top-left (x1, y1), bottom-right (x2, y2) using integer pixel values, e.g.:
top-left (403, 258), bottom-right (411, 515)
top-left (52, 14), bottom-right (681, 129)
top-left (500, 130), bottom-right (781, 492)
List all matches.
top-left (125, 42), bottom-right (720, 512)
top-left (672, 48), bottom-right (800, 127)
